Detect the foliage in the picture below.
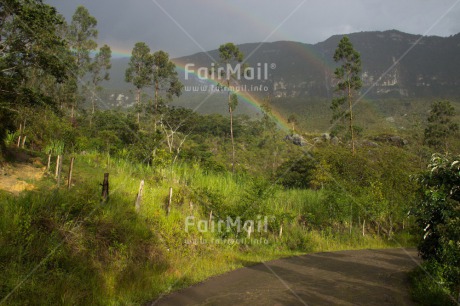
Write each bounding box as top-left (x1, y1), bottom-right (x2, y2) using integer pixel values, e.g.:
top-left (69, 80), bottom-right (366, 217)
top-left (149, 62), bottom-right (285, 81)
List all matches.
top-left (88, 44), bottom-right (112, 113)
top-left (152, 50), bottom-right (183, 111)
top-left (331, 36), bottom-right (362, 154)
top-left (0, 0), bottom-right (75, 143)
top-left (424, 100), bottom-right (459, 153)
top-left (412, 153), bottom-right (460, 301)
top-left (217, 42), bottom-right (244, 173)
top-left (276, 155), bottom-right (316, 189)
top-left (67, 5), bottom-right (98, 77)
top-left (125, 42), bottom-right (154, 91)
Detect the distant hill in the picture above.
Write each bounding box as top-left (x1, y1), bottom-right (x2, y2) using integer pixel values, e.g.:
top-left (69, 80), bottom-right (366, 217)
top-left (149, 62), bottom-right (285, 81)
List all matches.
top-left (101, 30), bottom-right (460, 112)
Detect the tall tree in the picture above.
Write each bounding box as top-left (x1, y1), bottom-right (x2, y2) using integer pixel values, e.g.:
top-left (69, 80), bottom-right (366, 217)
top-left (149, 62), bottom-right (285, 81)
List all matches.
top-left (217, 42), bottom-right (243, 173)
top-left (424, 100), bottom-right (459, 153)
top-left (125, 42), bottom-right (153, 124)
top-left (67, 5), bottom-right (98, 118)
top-left (0, 0), bottom-right (74, 148)
top-left (331, 36), bottom-right (362, 155)
top-left (152, 50), bottom-right (183, 112)
top-left (67, 6), bottom-right (97, 77)
top-left (89, 44), bottom-right (112, 114)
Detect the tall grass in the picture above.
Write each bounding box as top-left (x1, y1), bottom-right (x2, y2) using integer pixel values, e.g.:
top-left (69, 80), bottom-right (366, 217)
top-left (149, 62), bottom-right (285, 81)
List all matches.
top-left (0, 152), bottom-right (412, 305)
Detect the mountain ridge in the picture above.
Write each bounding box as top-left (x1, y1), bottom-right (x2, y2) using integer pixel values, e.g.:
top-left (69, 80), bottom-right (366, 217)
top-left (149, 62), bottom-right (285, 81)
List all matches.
top-left (102, 30), bottom-right (460, 111)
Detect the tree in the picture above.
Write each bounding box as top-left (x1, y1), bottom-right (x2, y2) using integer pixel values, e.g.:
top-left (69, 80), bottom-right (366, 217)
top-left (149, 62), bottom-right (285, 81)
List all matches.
top-left (89, 45), bottom-right (112, 114)
top-left (0, 0), bottom-right (74, 149)
top-left (152, 50), bottom-right (183, 112)
top-left (331, 36), bottom-right (362, 155)
top-left (217, 43), bottom-right (243, 173)
top-left (67, 6), bottom-right (97, 77)
top-left (413, 154), bottom-right (460, 300)
top-left (424, 100), bottom-right (459, 153)
top-left (125, 42), bottom-right (154, 124)
top-left (66, 5), bottom-right (98, 119)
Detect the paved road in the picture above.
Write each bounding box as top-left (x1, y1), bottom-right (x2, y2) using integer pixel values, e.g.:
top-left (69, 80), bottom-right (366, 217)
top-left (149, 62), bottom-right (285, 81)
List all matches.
top-left (150, 248), bottom-right (420, 306)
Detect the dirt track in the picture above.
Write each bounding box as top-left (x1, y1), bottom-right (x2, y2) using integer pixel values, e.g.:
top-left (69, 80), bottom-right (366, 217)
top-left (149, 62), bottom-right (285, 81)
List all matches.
top-left (151, 248), bottom-right (419, 306)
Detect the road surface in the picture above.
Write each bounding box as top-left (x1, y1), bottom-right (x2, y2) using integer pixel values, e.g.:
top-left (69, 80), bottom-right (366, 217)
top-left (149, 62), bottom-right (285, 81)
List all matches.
top-left (150, 248), bottom-right (420, 306)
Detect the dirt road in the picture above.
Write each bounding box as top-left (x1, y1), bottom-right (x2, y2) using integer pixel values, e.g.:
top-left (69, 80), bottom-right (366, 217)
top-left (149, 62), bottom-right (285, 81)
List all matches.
top-left (151, 248), bottom-right (419, 306)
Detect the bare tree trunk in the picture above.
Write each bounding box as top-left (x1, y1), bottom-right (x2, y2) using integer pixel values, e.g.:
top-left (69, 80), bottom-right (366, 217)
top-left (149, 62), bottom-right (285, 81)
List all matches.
top-left (155, 80), bottom-right (159, 113)
top-left (91, 91), bottom-right (96, 114)
top-left (136, 88), bottom-right (141, 124)
top-left (47, 154), bottom-right (51, 171)
top-left (348, 80), bottom-right (355, 156)
top-left (21, 136), bottom-right (26, 148)
top-left (362, 219), bottom-right (366, 236)
top-left (67, 157), bottom-right (75, 189)
top-left (55, 155), bottom-right (60, 179)
top-left (57, 154), bottom-right (63, 187)
top-left (229, 103), bottom-right (235, 173)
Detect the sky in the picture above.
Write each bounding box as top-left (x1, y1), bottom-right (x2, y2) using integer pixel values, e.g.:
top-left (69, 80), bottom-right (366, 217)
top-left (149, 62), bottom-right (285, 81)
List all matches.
top-left (45, 0), bottom-right (460, 58)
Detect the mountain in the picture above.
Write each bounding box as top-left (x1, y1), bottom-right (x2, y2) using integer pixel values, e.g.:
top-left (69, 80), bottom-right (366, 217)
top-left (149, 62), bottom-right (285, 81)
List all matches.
top-left (102, 30), bottom-right (460, 111)
top-left (174, 30), bottom-right (460, 99)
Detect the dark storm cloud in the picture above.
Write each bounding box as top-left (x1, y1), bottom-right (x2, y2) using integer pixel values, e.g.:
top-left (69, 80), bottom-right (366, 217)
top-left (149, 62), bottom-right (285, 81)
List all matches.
top-left (46, 0), bottom-right (460, 57)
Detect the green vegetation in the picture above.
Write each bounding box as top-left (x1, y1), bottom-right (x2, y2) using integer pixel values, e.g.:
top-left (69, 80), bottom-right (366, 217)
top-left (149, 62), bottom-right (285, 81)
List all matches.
top-left (410, 154), bottom-right (460, 305)
top-left (1, 2), bottom-right (459, 305)
top-left (331, 36), bottom-right (362, 154)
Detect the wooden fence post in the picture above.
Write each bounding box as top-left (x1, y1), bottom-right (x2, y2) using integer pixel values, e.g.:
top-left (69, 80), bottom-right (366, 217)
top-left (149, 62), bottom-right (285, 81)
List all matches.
top-left (166, 187), bottom-right (172, 215)
top-left (67, 157), bottom-right (75, 189)
top-left (57, 155), bottom-right (63, 187)
top-left (17, 123), bottom-right (22, 148)
top-left (101, 173), bottom-right (109, 203)
top-left (55, 155), bottom-right (60, 179)
top-left (135, 180), bottom-right (144, 212)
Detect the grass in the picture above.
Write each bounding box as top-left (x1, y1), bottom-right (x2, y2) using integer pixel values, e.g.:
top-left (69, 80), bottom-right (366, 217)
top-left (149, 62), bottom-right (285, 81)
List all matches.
top-left (0, 151), bottom-right (414, 305)
top-left (409, 263), bottom-right (458, 306)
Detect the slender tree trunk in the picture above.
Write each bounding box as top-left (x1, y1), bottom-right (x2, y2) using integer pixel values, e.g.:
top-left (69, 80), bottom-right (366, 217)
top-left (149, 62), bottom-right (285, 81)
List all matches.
top-left (57, 154), bottom-right (63, 187)
top-left (348, 80), bottom-right (355, 155)
top-left (91, 90), bottom-right (96, 114)
top-left (67, 157), bottom-right (75, 189)
top-left (47, 154), bottom-right (51, 171)
top-left (155, 80), bottom-right (159, 113)
top-left (136, 88), bottom-right (141, 124)
top-left (229, 93), bottom-right (235, 173)
top-left (55, 155), bottom-right (60, 179)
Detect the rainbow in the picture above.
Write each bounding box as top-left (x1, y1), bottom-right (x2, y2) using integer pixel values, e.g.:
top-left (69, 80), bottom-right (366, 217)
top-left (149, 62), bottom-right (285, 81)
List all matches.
top-left (98, 43), bottom-right (337, 132)
top-left (173, 62), bottom-right (294, 131)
